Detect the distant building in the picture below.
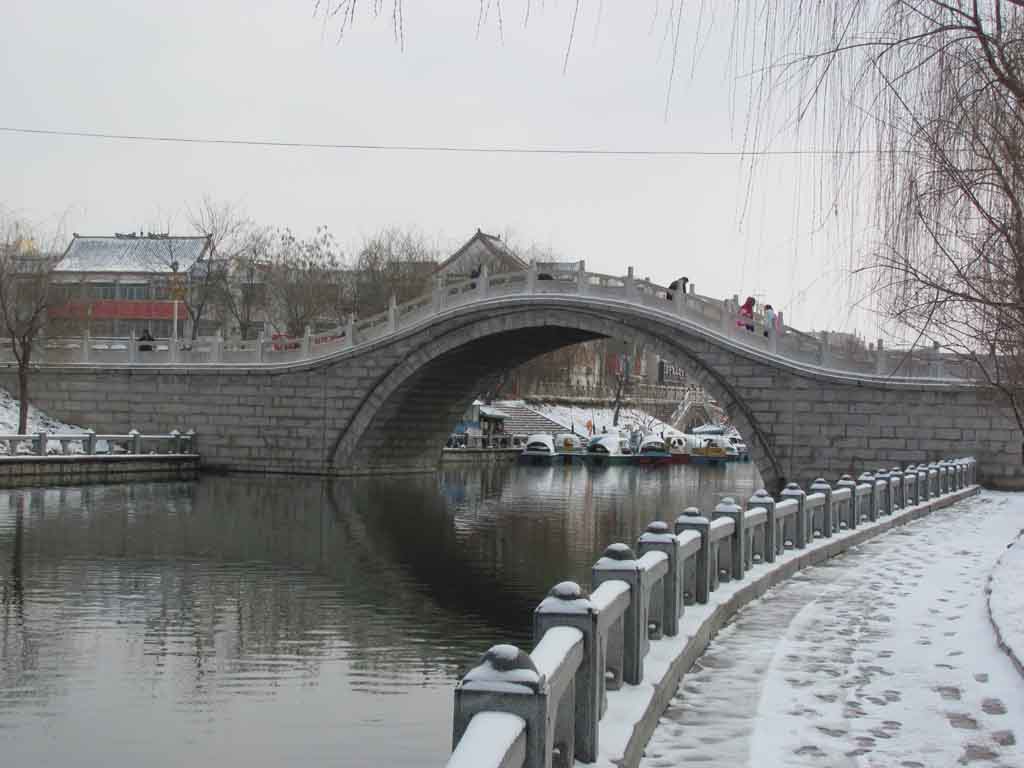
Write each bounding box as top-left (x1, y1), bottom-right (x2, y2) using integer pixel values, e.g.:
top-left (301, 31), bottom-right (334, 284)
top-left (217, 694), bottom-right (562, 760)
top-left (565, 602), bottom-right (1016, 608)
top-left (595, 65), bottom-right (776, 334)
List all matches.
top-left (433, 229), bottom-right (527, 284)
top-left (48, 233), bottom-right (212, 338)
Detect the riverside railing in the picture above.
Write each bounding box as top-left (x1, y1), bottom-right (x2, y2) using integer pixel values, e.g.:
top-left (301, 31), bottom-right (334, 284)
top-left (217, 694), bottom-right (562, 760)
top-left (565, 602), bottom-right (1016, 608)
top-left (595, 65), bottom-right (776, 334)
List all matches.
top-left (0, 262), bottom-right (975, 381)
top-left (444, 456), bottom-right (977, 768)
top-left (0, 429), bottom-right (197, 457)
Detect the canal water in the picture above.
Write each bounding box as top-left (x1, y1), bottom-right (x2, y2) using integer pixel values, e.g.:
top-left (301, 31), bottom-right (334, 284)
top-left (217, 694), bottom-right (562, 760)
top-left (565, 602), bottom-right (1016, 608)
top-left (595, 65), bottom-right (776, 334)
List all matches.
top-left (0, 462), bottom-right (758, 767)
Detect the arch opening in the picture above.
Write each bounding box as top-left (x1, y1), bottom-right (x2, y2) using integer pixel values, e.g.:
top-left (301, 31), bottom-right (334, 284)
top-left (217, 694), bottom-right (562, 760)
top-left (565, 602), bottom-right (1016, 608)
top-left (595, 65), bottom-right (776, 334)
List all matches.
top-left (330, 306), bottom-right (782, 490)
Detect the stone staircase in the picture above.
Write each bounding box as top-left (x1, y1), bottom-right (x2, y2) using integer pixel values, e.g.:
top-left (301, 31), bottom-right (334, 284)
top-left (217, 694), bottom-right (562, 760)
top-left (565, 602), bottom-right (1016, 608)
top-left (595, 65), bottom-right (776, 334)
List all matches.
top-left (492, 400), bottom-right (572, 437)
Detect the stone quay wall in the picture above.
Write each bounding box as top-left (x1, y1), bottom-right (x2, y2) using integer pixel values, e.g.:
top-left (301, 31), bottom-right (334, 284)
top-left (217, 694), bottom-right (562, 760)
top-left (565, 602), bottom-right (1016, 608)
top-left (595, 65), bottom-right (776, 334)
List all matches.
top-left (0, 454), bottom-right (200, 489)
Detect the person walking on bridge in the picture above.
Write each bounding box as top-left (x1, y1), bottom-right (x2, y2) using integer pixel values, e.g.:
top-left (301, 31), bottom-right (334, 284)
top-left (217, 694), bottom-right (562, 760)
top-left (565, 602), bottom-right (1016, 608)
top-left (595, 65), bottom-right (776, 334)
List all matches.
top-left (738, 296), bottom-right (756, 333)
top-left (763, 304), bottom-right (778, 338)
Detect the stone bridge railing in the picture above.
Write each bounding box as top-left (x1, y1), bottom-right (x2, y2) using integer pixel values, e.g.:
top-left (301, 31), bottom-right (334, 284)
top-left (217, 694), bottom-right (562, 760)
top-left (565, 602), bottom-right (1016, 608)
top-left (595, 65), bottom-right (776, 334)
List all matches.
top-left (3, 263), bottom-right (972, 380)
top-left (0, 429), bottom-right (197, 457)
top-left (444, 457), bottom-right (977, 768)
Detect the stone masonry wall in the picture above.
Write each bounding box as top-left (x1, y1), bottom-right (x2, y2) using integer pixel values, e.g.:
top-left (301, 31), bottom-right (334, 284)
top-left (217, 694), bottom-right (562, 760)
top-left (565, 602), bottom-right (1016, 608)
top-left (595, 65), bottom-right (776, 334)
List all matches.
top-left (0, 297), bottom-right (1019, 490)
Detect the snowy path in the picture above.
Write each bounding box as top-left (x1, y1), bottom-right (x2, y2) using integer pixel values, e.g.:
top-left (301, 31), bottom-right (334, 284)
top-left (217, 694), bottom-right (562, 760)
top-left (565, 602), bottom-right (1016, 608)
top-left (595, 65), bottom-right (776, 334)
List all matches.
top-left (641, 493), bottom-right (1024, 768)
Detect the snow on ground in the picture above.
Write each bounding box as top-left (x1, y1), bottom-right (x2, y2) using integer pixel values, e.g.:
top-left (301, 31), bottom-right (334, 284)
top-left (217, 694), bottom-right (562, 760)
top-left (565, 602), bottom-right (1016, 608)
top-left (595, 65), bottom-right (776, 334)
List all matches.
top-left (641, 491), bottom-right (1024, 768)
top-left (0, 387), bottom-right (86, 453)
top-left (988, 502), bottom-right (1024, 676)
top-left (526, 402), bottom-right (684, 438)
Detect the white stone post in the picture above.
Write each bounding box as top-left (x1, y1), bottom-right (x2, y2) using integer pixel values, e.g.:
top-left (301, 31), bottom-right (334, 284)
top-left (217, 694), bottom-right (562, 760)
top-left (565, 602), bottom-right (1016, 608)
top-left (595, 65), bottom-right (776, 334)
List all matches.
top-left (212, 331), bottom-right (223, 363)
top-left (720, 299), bottom-right (732, 335)
top-left (345, 315), bottom-right (356, 348)
top-left (257, 330), bottom-right (265, 363)
top-left (387, 294), bottom-right (398, 331)
top-left (527, 259), bottom-right (537, 293)
top-left (432, 275), bottom-right (445, 313)
top-left (35, 431), bottom-right (48, 456)
top-left (820, 331), bottom-right (832, 367)
top-left (128, 429), bottom-right (142, 454)
top-left (128, 327), bottom-right (137, 364)
top-left (478, 264), bottom-right (489, 299)
top-left (576, 261), bottom-right (587, 296)
top-left (932, 341), bottom-right (944, 378)
top-left (80, 330), bottom-right (90, 363)
top-left (625, 266), bottom-right (636, 301)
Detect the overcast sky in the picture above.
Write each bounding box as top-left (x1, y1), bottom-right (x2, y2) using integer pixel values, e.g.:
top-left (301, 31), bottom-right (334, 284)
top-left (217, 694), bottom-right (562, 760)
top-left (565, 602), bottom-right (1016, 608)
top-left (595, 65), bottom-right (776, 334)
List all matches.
top-left (3, 1), bottom-right (875, 335)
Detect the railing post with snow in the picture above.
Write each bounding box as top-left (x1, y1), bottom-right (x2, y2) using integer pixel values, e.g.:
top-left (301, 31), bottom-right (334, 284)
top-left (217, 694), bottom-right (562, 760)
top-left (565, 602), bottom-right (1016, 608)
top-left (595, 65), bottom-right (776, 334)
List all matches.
top-left (748, 489), bottom-right (778, 562)
top-left (836, 474), bottom-right (858, 527)
top-left (387, 295), bottom-right (397, 332)
top-left (34, 431), bottom-right (47, 456)
top-left (637, 521), bottom-right (681, 636)
top-left (675, 507), bottom-right (711, 603)
top-left (903, 466), bottom-right (918, 506)
top-left (80, 330), bottom-right (90, 363)
top-left (875, 468), bottom-right (892, 516)
top-left (302, 326), bottom-right (312, 357)
top-left (84, 429), bottom-right (96, 455)
top-left (809, 478), bottom-right (834, 538)
top-left (128, 428), bottom-right (142, 456)
top-left (917, 464), bottom-right (930, 501)
top-left (533, 582), bottom-right (602, 762)
top-left (256, 330), bottom-right (265, 363)
top-left (591, 544), bottom-right (645, 685)
top-left (779, 483), bottom-right (808, 548)
top-left (452, 645), bottom-right (543, 768)
top-left (713, 497), bottom-right (745, 580)
top-left (890, 466), bottom-right (903, 509)
top-left (858, 471), bottom-right (878, 522)
top-left (527, 260), bottom-right (537, 293)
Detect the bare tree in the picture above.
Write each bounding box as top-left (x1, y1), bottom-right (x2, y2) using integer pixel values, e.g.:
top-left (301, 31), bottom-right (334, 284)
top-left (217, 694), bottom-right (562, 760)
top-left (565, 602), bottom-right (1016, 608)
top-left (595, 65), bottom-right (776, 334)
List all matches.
top-left (0, 212), bottom-right (61, 434)
top-left (265, 226), bottom-right (343, 337)
top-left (351, 227), bottom-right (438, 317)
top-left (732, 1), bottom-right (1024, 455)
top-left (186, 197), bottom-right (262, 338)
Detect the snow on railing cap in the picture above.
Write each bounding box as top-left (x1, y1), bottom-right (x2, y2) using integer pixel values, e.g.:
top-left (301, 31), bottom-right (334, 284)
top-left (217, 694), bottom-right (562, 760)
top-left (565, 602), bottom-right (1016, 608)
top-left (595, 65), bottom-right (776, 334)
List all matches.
top-left (537, 581), bottom-right (594, 615)
top-left (749, 489), bottom-right (772, 503)
top-left (600, 543), bottom-right (635, 561)
top-left (781, 482), bottom-right (805, 496)
top-left (639, 520), bottom-right (676, 545)
top-left (714, 497), bottom-right (741, 514)
top-left (681, 506), bottom-right (702, 517)
top-left (810, 478), bottom-right (830, 491)
top-left (839, 474), bottom-right (856, 483)
top-left (550, 581), bottom-right (584, 600)
top-left (461, 644), bottom-right (542, 694)
top-left (858, 471), bottom-right (875, 481)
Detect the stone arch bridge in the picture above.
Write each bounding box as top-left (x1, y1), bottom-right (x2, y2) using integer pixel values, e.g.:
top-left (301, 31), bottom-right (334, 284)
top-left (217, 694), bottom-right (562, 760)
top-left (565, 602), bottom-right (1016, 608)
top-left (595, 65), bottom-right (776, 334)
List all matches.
top-left (1, 276), bottom-right (1020, 490)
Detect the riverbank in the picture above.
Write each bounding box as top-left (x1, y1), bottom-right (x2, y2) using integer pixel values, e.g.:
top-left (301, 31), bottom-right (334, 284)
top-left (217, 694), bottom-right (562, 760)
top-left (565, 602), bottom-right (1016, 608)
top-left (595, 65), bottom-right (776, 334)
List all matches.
top-left (641, 490), bottom-right (1023, 768)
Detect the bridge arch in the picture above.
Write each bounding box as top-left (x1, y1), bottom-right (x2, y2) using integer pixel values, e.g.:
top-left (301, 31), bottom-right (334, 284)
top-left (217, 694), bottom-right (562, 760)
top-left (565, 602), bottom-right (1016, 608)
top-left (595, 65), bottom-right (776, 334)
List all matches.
top-left (331, 302), bottom-right (785, 490)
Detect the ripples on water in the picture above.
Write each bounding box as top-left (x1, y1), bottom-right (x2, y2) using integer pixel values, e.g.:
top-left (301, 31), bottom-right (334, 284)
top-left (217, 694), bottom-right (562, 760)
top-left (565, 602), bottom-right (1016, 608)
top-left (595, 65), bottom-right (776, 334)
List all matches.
top-left (0, 462), bottom-right (757, 766)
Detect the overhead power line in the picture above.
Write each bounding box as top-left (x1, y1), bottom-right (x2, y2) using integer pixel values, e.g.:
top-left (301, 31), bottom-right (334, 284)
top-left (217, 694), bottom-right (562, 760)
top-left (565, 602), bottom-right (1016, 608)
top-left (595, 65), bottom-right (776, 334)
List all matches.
top-left (0, 125), bottom-right (884, 158)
